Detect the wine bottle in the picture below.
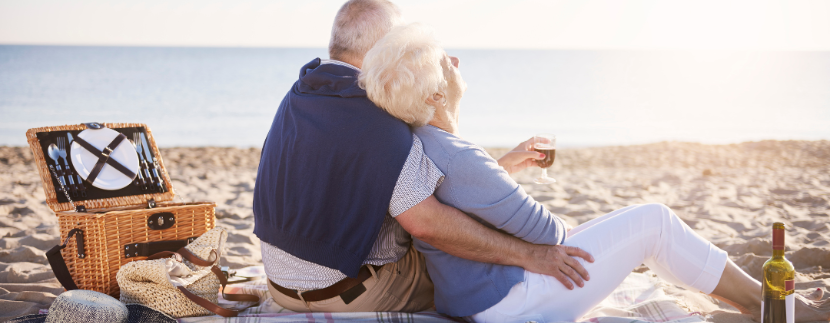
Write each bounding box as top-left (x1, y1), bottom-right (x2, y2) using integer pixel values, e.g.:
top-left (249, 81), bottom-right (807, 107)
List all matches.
top-left (761, 222), bottom-right (795, 323)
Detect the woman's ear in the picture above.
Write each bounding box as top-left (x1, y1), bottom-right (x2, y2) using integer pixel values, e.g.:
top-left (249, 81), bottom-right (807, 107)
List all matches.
top-left (425, 92), bottom-right (446, 107)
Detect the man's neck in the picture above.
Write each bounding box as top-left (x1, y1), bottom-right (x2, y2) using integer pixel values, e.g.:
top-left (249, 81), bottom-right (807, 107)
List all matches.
top-left (329, 56), bottom-right (362, 69)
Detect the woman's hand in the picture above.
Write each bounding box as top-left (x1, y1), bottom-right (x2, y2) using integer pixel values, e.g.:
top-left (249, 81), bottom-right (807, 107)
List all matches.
top-left (497, 137), bottom-right (544, 174)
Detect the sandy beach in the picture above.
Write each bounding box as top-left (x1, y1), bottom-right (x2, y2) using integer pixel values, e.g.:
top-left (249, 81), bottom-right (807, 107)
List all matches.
top-left (1, 140), bottom-right (828, 322)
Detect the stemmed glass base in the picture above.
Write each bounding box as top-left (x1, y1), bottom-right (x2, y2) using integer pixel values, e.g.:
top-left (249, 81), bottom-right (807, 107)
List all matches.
top-left (534, 169), bottom-right (556, 184)
top-left (534, 176), bottom-right (556, 184)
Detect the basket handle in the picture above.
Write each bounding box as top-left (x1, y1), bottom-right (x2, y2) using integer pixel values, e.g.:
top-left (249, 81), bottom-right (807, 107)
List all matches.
top-left (46, 228), bottom-right (85, 291)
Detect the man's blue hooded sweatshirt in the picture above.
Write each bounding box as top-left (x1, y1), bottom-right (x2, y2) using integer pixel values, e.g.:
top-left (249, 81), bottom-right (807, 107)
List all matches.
top-left (253, 58), bottom-right (412, 278)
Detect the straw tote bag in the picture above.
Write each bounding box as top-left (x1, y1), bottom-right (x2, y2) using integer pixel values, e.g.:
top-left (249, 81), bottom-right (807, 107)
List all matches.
top-left (116, 227), bottom-right (259, 318)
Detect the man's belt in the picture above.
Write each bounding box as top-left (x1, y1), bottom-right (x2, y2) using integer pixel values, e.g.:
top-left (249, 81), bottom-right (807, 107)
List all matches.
top-left (268, 264), bottom-right (380, 304)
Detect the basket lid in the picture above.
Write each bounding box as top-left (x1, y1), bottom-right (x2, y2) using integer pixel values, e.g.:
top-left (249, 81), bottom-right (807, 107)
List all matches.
top-left (26, 123), bottom-right (175, 212)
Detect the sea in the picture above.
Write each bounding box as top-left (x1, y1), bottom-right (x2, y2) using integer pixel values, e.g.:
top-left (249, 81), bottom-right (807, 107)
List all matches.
top-left (1, 45), bottom-right (829, 148)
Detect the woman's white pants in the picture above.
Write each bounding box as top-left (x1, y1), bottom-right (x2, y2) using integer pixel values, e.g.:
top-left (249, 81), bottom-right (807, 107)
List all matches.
top-left (470, 203), bottom-right (728, 323)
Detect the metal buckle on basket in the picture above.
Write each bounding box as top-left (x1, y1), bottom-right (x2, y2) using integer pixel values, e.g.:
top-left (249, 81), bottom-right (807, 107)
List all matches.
top-left (147, 212), bottom-right (175, 230)
top-left (101, 146), bottom-right (113, 158)
top-left (147, 198), bottom-right (156, 209)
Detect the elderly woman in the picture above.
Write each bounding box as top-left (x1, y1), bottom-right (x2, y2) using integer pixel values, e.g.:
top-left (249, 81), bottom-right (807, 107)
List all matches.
top-left (358, 24), bottom-right (830, 322)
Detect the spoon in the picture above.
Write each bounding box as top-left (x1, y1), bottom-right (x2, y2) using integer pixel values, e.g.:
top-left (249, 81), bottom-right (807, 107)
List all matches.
top-left (47, 143), bottom-right (69, 190)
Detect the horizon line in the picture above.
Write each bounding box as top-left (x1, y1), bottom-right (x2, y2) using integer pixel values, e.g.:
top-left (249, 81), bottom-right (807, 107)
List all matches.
top-left (3, 138), bottom-right (829, 150)
top-left (3, 43), bottom-right (830, 53)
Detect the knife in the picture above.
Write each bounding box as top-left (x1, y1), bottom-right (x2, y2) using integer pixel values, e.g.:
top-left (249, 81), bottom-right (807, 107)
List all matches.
top-left (140, 132), bottom-right (165, 192)
top-left (62, 157), bottom-right (77, 197)
top-left (130, 136), bottom-right (150, 191)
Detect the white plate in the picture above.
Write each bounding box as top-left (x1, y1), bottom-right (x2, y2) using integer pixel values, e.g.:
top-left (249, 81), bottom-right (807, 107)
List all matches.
top-left (70, 128), bottom-right (139, 191)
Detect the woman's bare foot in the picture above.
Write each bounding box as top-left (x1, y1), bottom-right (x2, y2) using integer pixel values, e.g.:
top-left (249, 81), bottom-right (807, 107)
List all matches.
top-left (713, 288), bottom-right (830, 322)
top-left (806, 288), bottom-right (824, 302)
top-left (709, 294), bottom-right (758, 316)
top-left (793, 289), bottom-right (830, 322)
top-left (709, 261), bottom-right (830, 322)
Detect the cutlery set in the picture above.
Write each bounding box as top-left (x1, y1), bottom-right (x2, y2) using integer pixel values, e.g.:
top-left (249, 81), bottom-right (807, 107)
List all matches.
top-left (131, 132), bottom-right (166, 193)
top-left (46, 134), bottom-right (87, 198)
top-left (45, 129), bottom-right (165, 201)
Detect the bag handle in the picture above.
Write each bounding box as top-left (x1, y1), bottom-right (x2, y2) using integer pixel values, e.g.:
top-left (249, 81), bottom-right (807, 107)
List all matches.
top-left (46, 228), bottom-right (85, 291)
top-left (150, 249), bottom-right (260, 317)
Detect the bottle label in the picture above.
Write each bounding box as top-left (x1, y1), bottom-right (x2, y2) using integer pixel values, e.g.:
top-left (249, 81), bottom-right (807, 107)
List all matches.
top-left (786, 293), bottom-right (795, 323)
top-left (762, 293), bottom-right (795, 323)
top-left (785, 280), bottom-right (794, 291)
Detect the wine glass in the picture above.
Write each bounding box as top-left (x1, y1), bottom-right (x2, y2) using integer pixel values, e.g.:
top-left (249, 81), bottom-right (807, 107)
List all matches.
top-left (533, 134), bottom-right (557, 184)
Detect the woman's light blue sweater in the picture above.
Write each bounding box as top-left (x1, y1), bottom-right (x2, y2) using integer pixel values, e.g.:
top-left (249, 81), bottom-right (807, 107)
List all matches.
top-left (413, 125), bottom-right (567, 317)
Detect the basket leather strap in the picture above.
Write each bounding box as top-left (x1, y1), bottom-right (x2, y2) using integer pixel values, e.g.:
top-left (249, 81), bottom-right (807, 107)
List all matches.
top-left (46, 228), bottom-right (85, 291)
top-left (125, 237), bottom-right (197, 258)
top-left (73, 134), bottom-right (136, 184)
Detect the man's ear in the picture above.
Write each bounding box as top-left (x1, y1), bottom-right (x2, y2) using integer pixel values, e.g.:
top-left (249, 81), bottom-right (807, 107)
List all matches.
top-left (425, 92), bottom-right (446, 107)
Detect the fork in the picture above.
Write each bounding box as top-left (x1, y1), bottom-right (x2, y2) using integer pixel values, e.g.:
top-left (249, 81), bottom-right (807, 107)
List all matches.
top-left (132, 133), bottom-right (150, 190)
top-left (57, 137), bottom-right (78, 197)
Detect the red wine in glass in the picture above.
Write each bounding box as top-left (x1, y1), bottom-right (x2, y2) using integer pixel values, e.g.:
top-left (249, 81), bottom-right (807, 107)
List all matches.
top-left (533, 134), bottom-right (556, 184)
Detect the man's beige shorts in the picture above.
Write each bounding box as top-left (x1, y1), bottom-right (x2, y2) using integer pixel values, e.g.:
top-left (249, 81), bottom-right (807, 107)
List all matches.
top-left (268, 246), bottom-right (434, 313)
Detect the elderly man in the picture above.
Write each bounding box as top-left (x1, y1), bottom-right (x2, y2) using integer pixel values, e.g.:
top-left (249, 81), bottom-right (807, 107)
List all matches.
top-left (253, 0), bottom-right (591, 313)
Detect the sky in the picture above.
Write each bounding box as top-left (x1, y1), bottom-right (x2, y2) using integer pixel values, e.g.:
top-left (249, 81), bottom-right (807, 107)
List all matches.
top-left (1, 0), bottom-right (829, 50)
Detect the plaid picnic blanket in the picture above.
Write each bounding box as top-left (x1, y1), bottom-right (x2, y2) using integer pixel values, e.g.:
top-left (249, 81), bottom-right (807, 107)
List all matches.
top-left (573, 272), bottom-right (706, 323)
top-left (179, 267), bottom-right (707, 323)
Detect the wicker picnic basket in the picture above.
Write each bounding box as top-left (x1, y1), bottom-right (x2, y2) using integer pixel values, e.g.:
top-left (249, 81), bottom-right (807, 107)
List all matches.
top-left (26, 122), bottom-right (216, 298)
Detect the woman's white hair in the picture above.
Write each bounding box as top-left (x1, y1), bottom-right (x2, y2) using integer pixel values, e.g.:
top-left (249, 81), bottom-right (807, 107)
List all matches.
top-left (329, 0), bottom-right (403, 62)
top-left (359, 23), bottom-right (446, 127)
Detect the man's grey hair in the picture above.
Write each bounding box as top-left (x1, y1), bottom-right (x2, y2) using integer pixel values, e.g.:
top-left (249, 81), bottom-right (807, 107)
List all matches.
top-left (329, 0), bottom-right (403, 62)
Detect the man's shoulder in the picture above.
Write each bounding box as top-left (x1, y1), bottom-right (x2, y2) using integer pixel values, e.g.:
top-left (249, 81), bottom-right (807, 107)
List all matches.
top-left (293, 58), bottom-right (365, 99)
